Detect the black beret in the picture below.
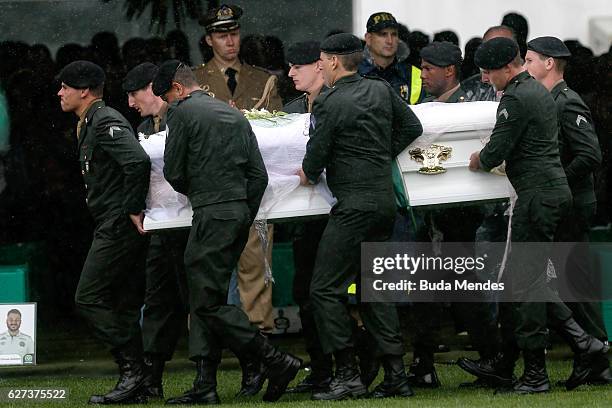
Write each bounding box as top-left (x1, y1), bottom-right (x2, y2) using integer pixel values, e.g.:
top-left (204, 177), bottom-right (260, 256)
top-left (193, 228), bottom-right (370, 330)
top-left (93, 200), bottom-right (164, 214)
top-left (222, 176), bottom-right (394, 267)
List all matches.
top-left (320, 33), bottom-right (363, 55)
top-left (287, 41), bottom-right (321, 65)
top-left (527, 36), bottom-right (572, 59)
top-left (152, 60), bottom-right (182, 96)
top-left (122, 62), bottom-right (159, 92)
top-left (199, 4), bottom-right (242, 33)
top-left (366, 12), bottom-right (398, 33)
top-left (420, 41), bottom-right (463, 67)
top-left (57, 60), bottom-right (105, 89)
top-left (474, 37), bottom-right (519, 70)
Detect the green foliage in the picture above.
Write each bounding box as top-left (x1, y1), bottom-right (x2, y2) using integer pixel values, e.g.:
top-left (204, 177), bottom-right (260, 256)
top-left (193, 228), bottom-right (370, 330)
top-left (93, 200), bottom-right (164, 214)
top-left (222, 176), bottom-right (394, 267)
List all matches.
top-left (100, 0), bottom-right (214, 32)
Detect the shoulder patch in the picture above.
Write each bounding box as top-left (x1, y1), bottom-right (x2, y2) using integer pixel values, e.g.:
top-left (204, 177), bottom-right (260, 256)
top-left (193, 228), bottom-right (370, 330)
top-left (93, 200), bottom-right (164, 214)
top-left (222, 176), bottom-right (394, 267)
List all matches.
top-left (576, 114), bottom-right (588, 126)
top-left (498, 108), bottom-right (509, 119)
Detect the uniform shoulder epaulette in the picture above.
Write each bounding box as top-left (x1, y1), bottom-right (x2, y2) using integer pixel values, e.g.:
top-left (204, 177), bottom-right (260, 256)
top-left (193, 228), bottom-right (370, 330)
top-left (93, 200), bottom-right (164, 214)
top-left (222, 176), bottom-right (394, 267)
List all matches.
top-left (285, 93), bottom-right (307, 105)
top-left (247, 64), bottom-right (272, 75)
top-left (361, 73), bottom-right (393, 88)
top-left (361, 73), bottom-right (383, 81)
top-left (174, 94), bottom-right (192, 106)
top-left (191, 63), bottom-right (206, 72)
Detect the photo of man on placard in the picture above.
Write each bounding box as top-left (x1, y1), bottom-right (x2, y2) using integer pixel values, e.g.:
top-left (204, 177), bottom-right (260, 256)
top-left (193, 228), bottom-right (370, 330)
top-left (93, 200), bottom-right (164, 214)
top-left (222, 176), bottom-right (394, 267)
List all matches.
top-left (0, 305), bottom-right (36, 365)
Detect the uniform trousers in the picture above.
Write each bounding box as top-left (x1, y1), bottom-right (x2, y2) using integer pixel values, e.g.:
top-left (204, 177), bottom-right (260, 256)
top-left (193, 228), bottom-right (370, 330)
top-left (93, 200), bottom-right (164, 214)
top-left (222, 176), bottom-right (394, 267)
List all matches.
top-left (75, 213), bottom-right (148, 354)
top-left (310, 196), bottom-right (404, 357)
top-left (142, 230), bottom-right (190, 360)
top-left (185, 201), bottom-right (258, 362)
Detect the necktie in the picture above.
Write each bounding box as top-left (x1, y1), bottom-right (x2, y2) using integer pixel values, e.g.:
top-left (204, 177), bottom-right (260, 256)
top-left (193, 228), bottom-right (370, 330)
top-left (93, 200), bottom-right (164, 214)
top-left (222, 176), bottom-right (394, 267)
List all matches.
top-left (153, 116), bottom-right (161, 133)
top-left (225, 67), bottom-right (237, 95)
top-left (76, 119), bottom-right (84, 139)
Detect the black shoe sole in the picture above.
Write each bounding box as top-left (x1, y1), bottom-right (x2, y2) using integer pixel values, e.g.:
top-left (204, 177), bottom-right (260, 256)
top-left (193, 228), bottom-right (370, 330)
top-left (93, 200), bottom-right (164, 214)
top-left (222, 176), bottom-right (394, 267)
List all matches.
top-left (457, 359), bottom-right (513, 387)
top-left (311, 386), bottom-right (368, 401)
top-left (89, 394), bottom-right (148, 405)
top-left (165, 394), bottom-right (220, 405)
top-left (262, 355), bottom-right (302, 402)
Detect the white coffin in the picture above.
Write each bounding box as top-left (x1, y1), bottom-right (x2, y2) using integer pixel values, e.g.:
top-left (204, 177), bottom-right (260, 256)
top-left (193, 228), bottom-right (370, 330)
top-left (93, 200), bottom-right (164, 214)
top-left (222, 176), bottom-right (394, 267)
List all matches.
top-left (143, 102), bottom-right (510, 231)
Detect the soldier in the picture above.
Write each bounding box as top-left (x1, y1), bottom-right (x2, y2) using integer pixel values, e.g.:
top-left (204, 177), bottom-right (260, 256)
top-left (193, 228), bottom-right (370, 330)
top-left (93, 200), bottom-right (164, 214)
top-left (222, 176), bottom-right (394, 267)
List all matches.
top-left (421, 41), bottom-right (467, 102)
top-left (0, 309), bottom-right (34, 359)
top-left (57, 60), bottom-right (151, 404)
top-left (404, 41), bottom-right (472, 389)
top-left (461, 25), bottom-right (517, 102)
top-left (468, 38), bottom-right (608, 394)
top-left (152, 60), bottom-right (301, 404)
top-left (358, 11), bottom-right (425, 388)
top-left (298, 33), bottom-right (423, 400)
top-left (122, 62), bottom-right (190, 399)
top-left (194, 4), bottom-right (276, 345)
top-left (456, 27), bottom-right (522, 389)
top-left (284, 41), bottom-right (326, 114)
top-left (525, 36), bottom-right (610, 384)
top-left (281, 41), bottom-right (332, 394)
top-left (193, 4), bottom-right (282, 111)
top-left (358, 11), bottom-right (424, 105)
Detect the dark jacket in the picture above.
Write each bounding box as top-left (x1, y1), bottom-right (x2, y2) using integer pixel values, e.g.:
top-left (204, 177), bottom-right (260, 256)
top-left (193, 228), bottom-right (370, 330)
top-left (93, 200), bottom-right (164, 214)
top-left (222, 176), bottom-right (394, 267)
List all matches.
top-left (282, 86), bottom-right (328, 114)
top-left (479, 71), bottom-right (567, 193)
top-left (551, 80), bottom-right (601, 204)
top-left (163, 90), bottom-right (268, 219)
top-left (460, 72), bottom-right (497, 102)
top-left (303, 73), bottom-right (422, 202)
top-left (137, 114), bottom-right (166, 137)
top-left (358, 56), bottom-right (425, 105)
top-left (78, 100), bottom-right (150, 222)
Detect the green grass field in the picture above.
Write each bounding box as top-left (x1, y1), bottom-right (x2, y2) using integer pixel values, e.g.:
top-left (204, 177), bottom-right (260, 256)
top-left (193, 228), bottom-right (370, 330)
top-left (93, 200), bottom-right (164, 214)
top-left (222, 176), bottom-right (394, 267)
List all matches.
top-left (1, 345), bottom-right (610, 408)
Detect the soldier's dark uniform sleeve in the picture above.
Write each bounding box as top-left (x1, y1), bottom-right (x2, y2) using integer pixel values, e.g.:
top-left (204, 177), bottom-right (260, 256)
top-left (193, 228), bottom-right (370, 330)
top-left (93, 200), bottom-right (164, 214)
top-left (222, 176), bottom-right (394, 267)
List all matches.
top-left (389, 87), bottom-right (423, 156)
top-left (560, 98), bottom-right (601, 183)
top-left (95, 113), bottom-right (150, 214)
top-left (245, 126), bottom-right (268, 220)
top-left (479, 95), bottom-right (525, 171)
top-left (163, 106), bottom-right (190, 195)
top-left (302, 97), bottom-right (335, 183)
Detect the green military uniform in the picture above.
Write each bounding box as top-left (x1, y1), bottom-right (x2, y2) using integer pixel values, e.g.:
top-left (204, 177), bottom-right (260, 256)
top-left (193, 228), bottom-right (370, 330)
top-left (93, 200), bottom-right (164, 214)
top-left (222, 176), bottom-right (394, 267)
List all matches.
top-left (304, 72), bottom-right (423, 357)
top-left (193, 62), bottom-right (282, 111)
top-left (137, 113), bottom-right (190, 363)
top-left (163, 89), bottom-right (269, 361)
top-left (74, 99), bottom-right (151, 355)
top-left (551, 81), bottom-right (607, 341)
top-left (283, 82), bottom-right (334, 391)
top-left (478, 70), bottom-right (573, 350)
top-left (283, 93), bottom-right (310, 114)
top-left (193, 59), bottom-right (279, 331)
top-left (421, 86), bottom-right (468, 103)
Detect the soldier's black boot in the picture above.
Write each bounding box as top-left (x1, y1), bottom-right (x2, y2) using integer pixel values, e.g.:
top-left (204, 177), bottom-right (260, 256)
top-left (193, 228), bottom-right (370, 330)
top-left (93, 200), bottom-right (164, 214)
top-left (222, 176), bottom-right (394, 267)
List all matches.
top-left (142, 355), bottom-right (165, 398)
top-left (457, 349), bottom-right (517, 388)
top-left (370, 355), bottom-right (414, 398)
top-left (502, 349), bottom-right (550, 394)
top-left (165, 359), bottom-right (220, 405)
top-left (406, 349), bottom-right (441, 388)
top-left (287, 348), bottom-right (333, 393)
top-left (312, 348), bottom-right (368, 401)
top-left (249, 334), bottom-right (302, 402)
top-left (587, 351), bottom-right (612, 385)
top-left (554, 317), bottom-right (610, 390)
top-left (355, 326), bottom-right (381, 388)
top-left (88, 350), bottom-right (147, 404)
top-left (235, 352), bottom-right (266, 397)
